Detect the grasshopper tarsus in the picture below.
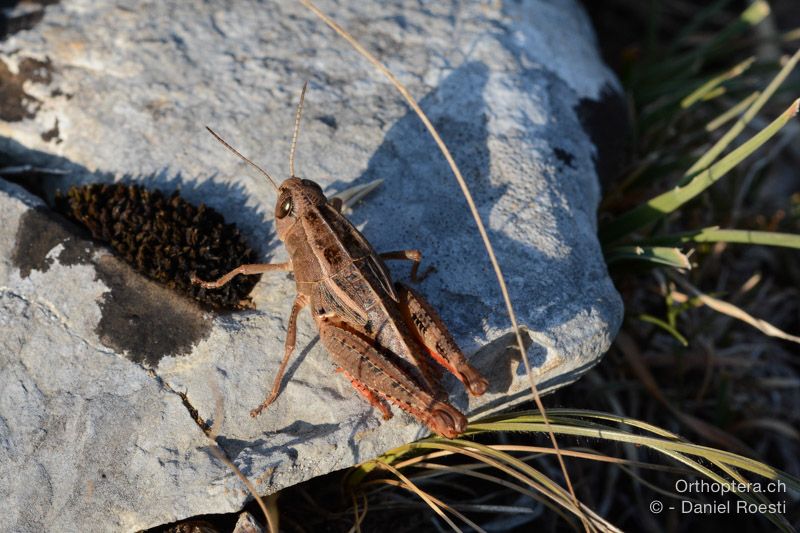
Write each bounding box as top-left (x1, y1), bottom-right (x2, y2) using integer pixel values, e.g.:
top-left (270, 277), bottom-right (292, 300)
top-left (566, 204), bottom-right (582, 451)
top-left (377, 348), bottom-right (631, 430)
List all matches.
top-left (249, 405), bottom-right (266, 418)
top-left (413, 264), bottom-right (436, 283)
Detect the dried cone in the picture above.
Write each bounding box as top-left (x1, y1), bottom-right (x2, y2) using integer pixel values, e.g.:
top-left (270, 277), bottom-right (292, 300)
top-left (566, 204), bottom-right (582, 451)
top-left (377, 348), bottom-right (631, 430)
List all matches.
top-left (56, 183), bottom-right (261, 308)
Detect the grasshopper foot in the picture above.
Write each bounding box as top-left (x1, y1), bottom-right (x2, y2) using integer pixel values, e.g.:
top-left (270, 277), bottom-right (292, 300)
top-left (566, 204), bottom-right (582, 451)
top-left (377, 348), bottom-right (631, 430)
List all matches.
top-left (250, 394), bottom-right (279, 417)
top-left (189, 271), bottom-right (224, 290)
top-left (429, 403), bottom-right (467, 439)
top-left (249, 399), bottom-right (274, 418)
top-left (378, 250), bottom-right (436, 283)
top-left (189, 272), bottom-right (205, 286)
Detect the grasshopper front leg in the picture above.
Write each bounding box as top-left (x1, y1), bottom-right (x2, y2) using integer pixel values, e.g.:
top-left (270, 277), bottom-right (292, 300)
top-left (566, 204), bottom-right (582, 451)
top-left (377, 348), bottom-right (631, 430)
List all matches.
top-left (396, 282), bottom-right (489, 397)
top-left (318, 317), bottom-right (466, 438)
top-left (250, 294), bottom-right (308, 417)
top-left (190, 261), bottom-right (292, 289)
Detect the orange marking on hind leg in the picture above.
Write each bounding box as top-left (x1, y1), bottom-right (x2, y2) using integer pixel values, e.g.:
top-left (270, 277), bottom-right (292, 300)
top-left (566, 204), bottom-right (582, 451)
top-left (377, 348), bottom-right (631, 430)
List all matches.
top-left (396, 282), bottom-right (489, 396)
top-left (339, 368), bottom-right (393, 420)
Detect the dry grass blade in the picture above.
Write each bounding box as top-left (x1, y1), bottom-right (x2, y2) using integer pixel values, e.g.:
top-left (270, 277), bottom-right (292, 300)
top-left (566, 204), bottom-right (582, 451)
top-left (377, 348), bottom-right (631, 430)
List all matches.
top-left (667, 272), bottom-right (800, 344)
top-left (401, 440), bottom-right (618, 531)
top-left (401, 444), bottom-right (568, 510)
top-left (298, 1), bottom-right (587, 526)
top-left (375, 478), bottom-right (487, 532)
top-left (404, 449), bottom-right (693, 522)
top-left (615, 331), bottom-right (753, 454)
top-left (347, 492), bottom-right (368, 533)
top-left (394, 464), bottom-right (579, 529)
top-left (207, 377), bottom-right (277, 533)
top-left (374, 462), bottom-right (464, 532)
top-left (330, 178), bottom-right (384, 212)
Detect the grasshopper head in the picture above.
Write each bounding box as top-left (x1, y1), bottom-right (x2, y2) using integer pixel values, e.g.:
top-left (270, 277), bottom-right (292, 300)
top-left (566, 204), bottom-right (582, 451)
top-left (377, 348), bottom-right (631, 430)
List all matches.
top-left (273, 177), bottom-right (329, 240)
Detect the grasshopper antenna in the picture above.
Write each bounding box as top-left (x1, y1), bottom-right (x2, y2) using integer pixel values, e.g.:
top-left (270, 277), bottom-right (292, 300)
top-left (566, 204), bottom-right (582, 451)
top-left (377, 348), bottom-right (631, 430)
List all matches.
top-left (205, 126), bottom-right (279, 191)
top-left (289, 81), bottom-right (308, 178)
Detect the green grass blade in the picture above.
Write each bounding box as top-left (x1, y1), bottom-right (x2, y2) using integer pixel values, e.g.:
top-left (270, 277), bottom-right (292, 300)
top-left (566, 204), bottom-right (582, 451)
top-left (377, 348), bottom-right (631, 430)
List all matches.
top-left (685, 48), bottom-right (800, 180)
top-left (707, 91), bottom-right (760, 131)
top-left (600, 98), bottom-right (800, 244)
top-left (637, 1), bottom-right (769, 89)
top-left (655, 448), bottom-right (794, 532)
top-left (476, 408), bottom-right (684, 439)
top-left (605, 246), bottom-right (692, 269)
top-left (360, 409), bottom-right (799, 528)
top-left (681, 57), bottom-right (755, 109)
top-left (466, 420), bottom-right (800, 489)
top-left (638, 227), bottom-right (800, 249)
top-left (638, 314), bottom-right (689, 346)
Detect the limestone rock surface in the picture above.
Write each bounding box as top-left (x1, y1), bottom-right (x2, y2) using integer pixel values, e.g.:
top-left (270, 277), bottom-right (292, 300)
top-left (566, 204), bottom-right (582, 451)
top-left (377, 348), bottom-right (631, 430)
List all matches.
top-left (0, 1), bottom-right (623, 531)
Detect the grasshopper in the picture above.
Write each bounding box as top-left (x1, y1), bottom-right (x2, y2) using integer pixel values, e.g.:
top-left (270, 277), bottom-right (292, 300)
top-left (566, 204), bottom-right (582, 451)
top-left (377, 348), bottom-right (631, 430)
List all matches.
top-left (192, 84), bottom-right (488, 438)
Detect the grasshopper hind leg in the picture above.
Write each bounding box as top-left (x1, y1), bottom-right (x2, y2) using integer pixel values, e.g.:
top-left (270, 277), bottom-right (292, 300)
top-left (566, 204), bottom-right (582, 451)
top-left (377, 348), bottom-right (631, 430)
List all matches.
top-left (396, 282), bottom-right (489, 397)
top-left (319, 318), bottom-right (467, 438)
top-left (338, 368), bottom-right (392, 420)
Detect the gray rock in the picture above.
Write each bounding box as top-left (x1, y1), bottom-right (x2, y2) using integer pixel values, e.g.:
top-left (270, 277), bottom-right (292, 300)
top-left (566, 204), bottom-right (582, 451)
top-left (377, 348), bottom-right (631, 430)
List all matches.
top-left (233, 512), bottom-right (265, 533)
top-left (0, 0), bottom-right (623, 531)
top-left (0, 182), bottom-right (242, 532)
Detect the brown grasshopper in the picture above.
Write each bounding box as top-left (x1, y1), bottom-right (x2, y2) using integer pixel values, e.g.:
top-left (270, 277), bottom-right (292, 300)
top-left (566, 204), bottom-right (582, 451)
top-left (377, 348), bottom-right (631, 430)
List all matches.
top-left (192, 84), bottom-right (488, 438)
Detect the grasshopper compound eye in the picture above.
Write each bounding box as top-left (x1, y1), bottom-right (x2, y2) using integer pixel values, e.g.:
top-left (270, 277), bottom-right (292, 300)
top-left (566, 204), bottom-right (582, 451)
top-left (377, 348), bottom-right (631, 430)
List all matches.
top-left (276, 197), bottom-right (293, 219)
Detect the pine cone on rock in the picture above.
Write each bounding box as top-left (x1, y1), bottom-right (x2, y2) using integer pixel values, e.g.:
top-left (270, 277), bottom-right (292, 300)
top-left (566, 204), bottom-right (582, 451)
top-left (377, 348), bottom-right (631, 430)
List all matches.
top-left (56, 183), bottom-right (261, 308)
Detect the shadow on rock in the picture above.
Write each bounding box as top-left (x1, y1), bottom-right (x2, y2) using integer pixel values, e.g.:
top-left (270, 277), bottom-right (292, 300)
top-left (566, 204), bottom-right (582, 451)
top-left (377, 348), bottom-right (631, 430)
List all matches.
top-left (1, 137), bottom-right (282, 367)
top-left (328, 61), bottom-right (605, 385)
